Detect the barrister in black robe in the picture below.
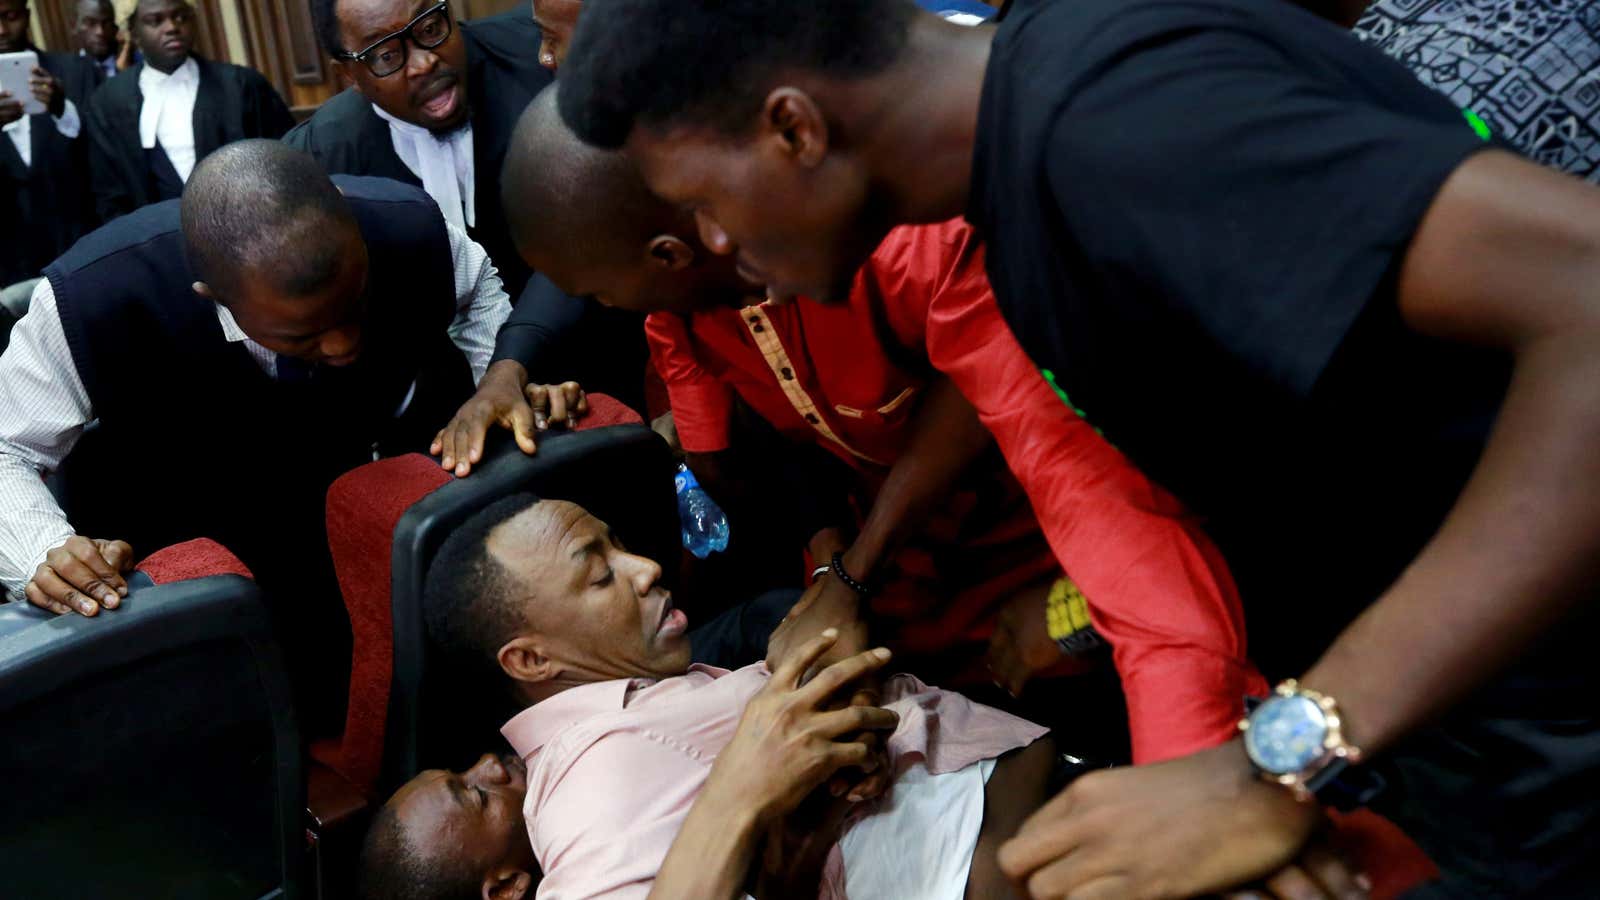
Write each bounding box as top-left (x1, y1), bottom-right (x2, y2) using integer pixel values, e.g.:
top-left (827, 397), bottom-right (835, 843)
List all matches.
top-left (83, 0), bottom-right (293, 222)
top-left (0, 1), bottom-right (101, 286)
top-left (292, 0), bottom-right (648, 413)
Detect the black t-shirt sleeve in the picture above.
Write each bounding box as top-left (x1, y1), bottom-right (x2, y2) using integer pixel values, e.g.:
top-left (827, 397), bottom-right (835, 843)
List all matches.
top-left (1046, 25), bottom-right (1489, 396)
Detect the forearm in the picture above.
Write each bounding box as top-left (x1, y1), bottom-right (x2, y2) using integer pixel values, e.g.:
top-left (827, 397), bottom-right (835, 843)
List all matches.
top-left (1304, 330), bottom-right (1600, 754)
top-left (647, 780), bottom-right (764, 900)
top-left (844, 377), bottom-right (990, 579)
top-left (0, 453), bottom-right (75, 597)
top-left (444, 224), bottom-right (510, 382)
top-left (490, 274), bottom-right (587, 369)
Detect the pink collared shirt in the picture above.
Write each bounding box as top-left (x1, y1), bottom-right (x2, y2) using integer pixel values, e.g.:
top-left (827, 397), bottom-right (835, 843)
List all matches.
top-left (503, 663), bottom-right (1047, 900)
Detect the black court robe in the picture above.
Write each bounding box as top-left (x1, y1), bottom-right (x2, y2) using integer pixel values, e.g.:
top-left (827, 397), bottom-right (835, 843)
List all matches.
top-left (84, 55), bottom-right (294, 222)
top-left (283, 8), bottom-right (549, 299)
top-left (0, 48), bottom-right (100, 286)
top-left (284, 7), bottom-right (651, 413)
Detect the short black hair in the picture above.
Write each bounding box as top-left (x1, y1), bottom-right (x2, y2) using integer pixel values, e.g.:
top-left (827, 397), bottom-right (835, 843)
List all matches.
top-left (69, 0), bottom-right (114, 22)
top-left (310, 0), bottom-right (342, 56)
top-left (180, 139), bottom-right (356, 302)
top-left (423, 493), bottom-right (543, 683)
top-left (559, 0), bottom-right (918, 149)
top-left (503, 84), bottom-right (678, 267)
top-left (128, 0), bottom-right (192, 29)
top-left (358, 803), bottom-right (480, 900)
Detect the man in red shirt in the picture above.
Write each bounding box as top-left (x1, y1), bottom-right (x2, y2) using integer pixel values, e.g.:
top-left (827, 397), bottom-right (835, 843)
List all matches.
top-left (489, 87), bottom-right (1265, 765)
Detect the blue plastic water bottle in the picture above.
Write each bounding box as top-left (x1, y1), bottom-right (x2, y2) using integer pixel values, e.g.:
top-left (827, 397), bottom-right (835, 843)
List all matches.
top-left (675, 463), bottom-right (730, 558)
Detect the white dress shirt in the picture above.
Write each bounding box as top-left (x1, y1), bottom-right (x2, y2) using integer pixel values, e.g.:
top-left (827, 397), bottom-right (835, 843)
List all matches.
top-left (3, 100), bottom-right (82, 168)
top-left (137, 57), bottom-right (200, 182)
top-left (373, 105), bottom-right (476, 232)
top-left (0, 222), bottom-right (510, 598)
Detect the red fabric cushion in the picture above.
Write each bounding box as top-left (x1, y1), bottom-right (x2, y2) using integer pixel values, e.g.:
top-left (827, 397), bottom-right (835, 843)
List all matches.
top-left (576, 391), bottom-right (645, 430)
top-left (315, 453), bottom-right (453, 793)
top-left (135, 539), bottom-right (253, 585)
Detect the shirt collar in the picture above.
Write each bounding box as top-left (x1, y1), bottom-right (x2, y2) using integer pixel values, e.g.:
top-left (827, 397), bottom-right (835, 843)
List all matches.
top-left (214, 302), bottom-right (249, 343)
top-left (500, 664), bottom-right (733, 758)
top-left (139, 56), bottom-right (199, 91)
top-left (501, 678), bottom-right (633, 759)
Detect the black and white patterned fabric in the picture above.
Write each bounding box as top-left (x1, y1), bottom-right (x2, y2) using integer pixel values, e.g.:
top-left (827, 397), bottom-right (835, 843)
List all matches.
top-left (1355, 0), bottom-right (1600, 179)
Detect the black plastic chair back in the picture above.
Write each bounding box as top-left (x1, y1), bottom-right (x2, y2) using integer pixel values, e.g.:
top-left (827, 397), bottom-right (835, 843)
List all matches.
top-left (0, 575), bottom-right (303, 900)
top-left (384, 425), bottom-right (676, 789)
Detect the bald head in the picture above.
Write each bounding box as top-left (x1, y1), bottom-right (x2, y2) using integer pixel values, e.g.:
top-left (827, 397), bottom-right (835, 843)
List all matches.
top-left (503, 84), bottom-right (680, 272)
top-left (181, 140), bottom-right (358, 303)
top-left (502, 85), bottom-right (751, 313)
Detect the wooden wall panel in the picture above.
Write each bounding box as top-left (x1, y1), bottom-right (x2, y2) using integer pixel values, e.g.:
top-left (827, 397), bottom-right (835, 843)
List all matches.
top-left (238, 0), bottom-right (339, 117)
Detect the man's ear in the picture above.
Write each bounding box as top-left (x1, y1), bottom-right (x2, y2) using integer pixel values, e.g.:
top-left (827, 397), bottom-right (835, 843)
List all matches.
top-left (482, 867), bottom-right (534, 900)
top-left (646, 235), bottom-right (695, 272)
top-left (497, 634), bottom-right (559, 686)
top-left (762, 87), bottom-right (829, 168)
top-left (192, 281), bottom-right (216, 301)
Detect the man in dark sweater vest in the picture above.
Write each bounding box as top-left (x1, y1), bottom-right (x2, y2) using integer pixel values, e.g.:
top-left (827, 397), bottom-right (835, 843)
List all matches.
top-left (0, 0), bottom-right (100, 288)
top-left (0, 140), bottom-right (511, 729)
top-left (84, 0), bottom-right (293, 223)
top-left (291, 0), bottom-right (649, 466)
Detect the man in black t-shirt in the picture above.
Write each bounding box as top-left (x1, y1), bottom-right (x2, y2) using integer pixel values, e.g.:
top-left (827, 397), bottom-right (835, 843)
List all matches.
top-left (553, 0), bottom-right (1600, 896)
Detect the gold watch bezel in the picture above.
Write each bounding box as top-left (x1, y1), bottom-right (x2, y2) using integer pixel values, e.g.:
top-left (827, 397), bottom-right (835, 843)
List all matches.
top-left (1237, 678), bottom-right (1364, 802)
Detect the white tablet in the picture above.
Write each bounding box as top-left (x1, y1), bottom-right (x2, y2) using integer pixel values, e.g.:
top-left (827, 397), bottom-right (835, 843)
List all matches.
top-left (0, 51), bottom-right (47, 117)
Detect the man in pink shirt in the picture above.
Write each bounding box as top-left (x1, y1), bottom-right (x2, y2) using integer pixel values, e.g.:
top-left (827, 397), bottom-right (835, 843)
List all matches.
top-left (359, 493), bottom-right (1058, 900)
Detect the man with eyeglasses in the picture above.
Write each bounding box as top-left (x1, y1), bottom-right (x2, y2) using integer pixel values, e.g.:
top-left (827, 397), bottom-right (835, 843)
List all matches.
top-left (82, 0), bottom-right (292, 222)
top-left (290, 3), bottom-right (640, 433)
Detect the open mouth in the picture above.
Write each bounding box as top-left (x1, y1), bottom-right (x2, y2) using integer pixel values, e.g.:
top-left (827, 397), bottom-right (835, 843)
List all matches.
top-left (417, 78), bottom-right (461, 120)
top-left (656, 594), bottom-right (688, 639)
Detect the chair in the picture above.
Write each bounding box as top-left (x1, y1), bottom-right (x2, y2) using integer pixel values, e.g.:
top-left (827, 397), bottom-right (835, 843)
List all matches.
top-left (0, 539), bottom-right (303, 900)
top-left (312, 394), bottom-right (668, 798)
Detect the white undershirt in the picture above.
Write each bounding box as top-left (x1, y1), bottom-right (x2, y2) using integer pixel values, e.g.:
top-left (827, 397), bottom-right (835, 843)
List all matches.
top-left (2, 100), bottom-right (81, 168)
top-left (137, 57), bottom-right (200, 182)
top-left (373, 105), bottom-right (476, 232)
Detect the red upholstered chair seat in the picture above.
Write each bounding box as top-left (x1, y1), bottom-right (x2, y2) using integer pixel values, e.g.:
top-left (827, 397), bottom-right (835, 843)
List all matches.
top-left (135, 538), bottom-right (254, 584)
top-left (317, 394), bottom-right (643, 795)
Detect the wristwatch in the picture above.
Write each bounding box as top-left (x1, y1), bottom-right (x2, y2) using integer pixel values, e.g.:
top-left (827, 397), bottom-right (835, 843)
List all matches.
top-left (1239, 679), bottom-right (1372, 805)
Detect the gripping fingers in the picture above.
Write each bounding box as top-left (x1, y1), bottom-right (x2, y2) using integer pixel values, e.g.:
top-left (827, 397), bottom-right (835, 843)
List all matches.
top-left (30, 566), bottom-right (101, 616)
top-left (771, 627), bottom-right (841, 688)
top-left (561, 381), bottom-right (588, 415)
top-left (24, 579), bottom-right (75, 616)
top-left (798, 647), bottom-right (892, 707)
top-left (812, 705), bottom-right (900, 740)
top-left (48, 543), bottom-right (121, 607)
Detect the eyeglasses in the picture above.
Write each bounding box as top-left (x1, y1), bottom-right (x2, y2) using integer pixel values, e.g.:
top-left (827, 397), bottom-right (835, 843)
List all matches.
top-left (336, 2), bottom-right (453, 78)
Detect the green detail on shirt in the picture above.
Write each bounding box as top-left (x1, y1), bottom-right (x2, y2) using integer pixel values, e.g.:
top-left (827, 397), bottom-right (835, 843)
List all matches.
top-left (1040, 369), bottom-right (1103, 437)
top-left (1463, 108), bottom-right (1492, 141)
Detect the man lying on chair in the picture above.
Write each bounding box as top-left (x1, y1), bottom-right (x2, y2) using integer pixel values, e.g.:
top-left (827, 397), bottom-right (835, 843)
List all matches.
top-left (358, 492), bottom-right (1059, 900)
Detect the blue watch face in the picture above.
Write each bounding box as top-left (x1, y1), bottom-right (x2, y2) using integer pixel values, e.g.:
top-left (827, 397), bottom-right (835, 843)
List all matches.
top-left (1245, 695), bottom-right (1329, 775)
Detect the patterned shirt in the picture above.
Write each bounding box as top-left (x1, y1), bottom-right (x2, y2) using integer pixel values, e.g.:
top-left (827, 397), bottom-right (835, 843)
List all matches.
top-left (1356, 0), bottom-right (1600, 179)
